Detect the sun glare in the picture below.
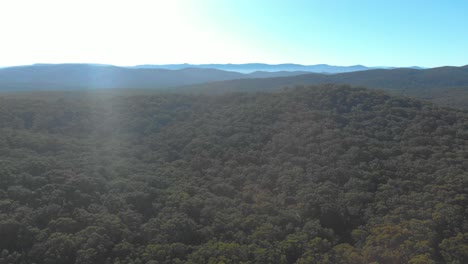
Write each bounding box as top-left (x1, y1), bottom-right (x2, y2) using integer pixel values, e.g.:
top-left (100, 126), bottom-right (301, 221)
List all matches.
top-left (0, 0), bottom-right (258, 66)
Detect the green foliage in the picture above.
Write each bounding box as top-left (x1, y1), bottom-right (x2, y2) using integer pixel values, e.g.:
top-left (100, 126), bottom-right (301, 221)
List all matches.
top-left (0, 85), bottom-right (467, 263)
top-left (439, 233), bottom-right (468, 264)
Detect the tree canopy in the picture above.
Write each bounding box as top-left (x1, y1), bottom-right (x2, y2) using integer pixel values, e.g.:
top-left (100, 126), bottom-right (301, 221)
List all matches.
top-left (0, 85), bottom-right (467, 263)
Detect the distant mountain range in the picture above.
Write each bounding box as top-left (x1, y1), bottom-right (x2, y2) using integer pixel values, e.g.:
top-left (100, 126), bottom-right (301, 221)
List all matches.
top-left (180, 65), bottom-right (468, 109)
top-left (181, 65), bottom-right (468, 91)
top-left (131, 63), bottom-right (382, 73)
top-left (0, 63), bottom-right (428, 92)
top-left (1, 63), bottom-right (468, 109)
top-left (0, 64), bottom-right (310, 91)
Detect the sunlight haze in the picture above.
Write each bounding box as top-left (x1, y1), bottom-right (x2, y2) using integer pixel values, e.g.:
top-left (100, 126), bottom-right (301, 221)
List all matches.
top-left (1, 0), bottom-right (467, 67)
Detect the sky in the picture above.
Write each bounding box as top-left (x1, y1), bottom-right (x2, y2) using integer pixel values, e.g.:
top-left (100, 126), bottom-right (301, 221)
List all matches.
top-left (0, 0), bottom-right (467, 67)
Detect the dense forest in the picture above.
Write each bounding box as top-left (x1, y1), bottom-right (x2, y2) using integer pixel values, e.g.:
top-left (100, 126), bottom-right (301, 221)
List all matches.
top-left (0, 85), bottom-right (467, 263)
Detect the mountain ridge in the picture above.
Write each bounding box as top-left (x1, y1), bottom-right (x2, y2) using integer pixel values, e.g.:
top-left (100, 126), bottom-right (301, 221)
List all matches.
top-left (180, 66), bottom-right (468, 90)
top-left (132, 63), bottom-right (389, 73)
top-left (0, 64), bottom-right (311, 91)
top-left (177, 66), bottom-right (468, 109)
top-left (1, 64), bottom-right (468, 109)
top-left (2, 62), bottom-right (426, 74)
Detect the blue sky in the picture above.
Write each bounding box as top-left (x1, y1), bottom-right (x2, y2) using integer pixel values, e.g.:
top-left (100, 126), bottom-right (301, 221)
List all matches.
top-left (0, 0), bottom-right (466, 67)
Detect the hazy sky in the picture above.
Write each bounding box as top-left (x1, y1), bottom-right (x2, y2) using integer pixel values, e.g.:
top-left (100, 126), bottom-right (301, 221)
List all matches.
top-left (1, 0), bottom-right (467, 67)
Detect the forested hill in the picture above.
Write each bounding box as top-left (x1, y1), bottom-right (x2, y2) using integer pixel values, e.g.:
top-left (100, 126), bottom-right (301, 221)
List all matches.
top-left (0, 85), bottom-right (467, 263)
top-left (3, 64), bottom-right (468, 109)
top-left (180, 66), bottom-right (468, 109)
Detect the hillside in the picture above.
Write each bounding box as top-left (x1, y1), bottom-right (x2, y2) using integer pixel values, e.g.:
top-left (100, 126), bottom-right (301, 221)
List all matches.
top-left (0, 85), bottom-right (467, 263)
top-left (180, 66), bottom-right (468, 109)
top-left (0, 64), bottom-right (308, 91)
top-left (2, 64), bottom-right (468, 110)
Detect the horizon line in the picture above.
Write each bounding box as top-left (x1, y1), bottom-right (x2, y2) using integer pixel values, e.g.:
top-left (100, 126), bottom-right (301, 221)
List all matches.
top-left (0, 62), bottom-right (441, 69)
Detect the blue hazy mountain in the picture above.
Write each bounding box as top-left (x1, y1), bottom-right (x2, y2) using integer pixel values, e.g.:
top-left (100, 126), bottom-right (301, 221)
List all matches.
top-left (179, 65), bottom-right (468, 109)
top-left (131, 63), bottom-right (375, 73)
top-left (0, 64), bottom-right (310, 91)
top-left (180, 66), bottom-right (468, 93)
top-left (1, 63), bottom-right (467, 108)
